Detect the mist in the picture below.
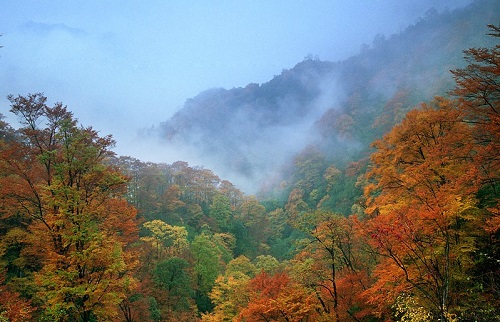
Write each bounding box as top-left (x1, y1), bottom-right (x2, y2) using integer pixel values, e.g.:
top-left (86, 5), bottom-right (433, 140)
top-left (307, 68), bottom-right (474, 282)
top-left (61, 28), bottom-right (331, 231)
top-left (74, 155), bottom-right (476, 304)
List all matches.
top-left (143, 58), bottom-right (348, 193)
top-left (0, 0), bottom-right (475, 193)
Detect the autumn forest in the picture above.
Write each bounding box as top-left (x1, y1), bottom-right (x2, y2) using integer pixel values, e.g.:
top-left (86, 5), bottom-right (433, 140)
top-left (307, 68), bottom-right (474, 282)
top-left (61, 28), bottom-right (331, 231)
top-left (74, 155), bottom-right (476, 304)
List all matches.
top-left (1, 6), bottom-right (500, 322)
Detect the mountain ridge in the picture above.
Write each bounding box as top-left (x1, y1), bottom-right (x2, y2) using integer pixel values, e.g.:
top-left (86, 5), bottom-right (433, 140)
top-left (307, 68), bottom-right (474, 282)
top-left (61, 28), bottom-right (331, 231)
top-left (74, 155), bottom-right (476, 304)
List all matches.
top-left (149, 0), bottom-right (500, 194)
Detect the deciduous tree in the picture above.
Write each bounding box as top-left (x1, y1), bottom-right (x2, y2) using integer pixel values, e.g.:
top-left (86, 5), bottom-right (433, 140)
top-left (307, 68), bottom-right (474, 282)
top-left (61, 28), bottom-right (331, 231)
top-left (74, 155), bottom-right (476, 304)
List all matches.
top-left (293, 211), bottom-right (373, 321)
top-left (3, 94), bottom-right (139, 321)
top-left (362, 99), bottom-right (481, 320)
top-left (451, 25), bottom-right (500, 194)
top-left (154, 257), bottom-right (194, 317)
top-left (237, 271), bottom-right (320, 322)
top-left (191, 233), bottom-right (223, 312)
top-left (141, 220), bottom-right (189, 258)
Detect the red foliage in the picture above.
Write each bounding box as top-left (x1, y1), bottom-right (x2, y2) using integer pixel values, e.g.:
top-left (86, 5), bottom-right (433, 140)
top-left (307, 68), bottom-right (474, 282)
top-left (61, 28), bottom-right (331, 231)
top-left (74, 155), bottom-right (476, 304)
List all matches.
top-left (0, 271), bottom-right (34, 322)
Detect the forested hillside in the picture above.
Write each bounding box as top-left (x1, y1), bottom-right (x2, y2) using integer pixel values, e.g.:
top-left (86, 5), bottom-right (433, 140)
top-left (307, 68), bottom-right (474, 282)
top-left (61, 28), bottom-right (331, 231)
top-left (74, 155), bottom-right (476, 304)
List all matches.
top-left (156, 0), bottom-right (500, 195)
top-left (0, 1), bottom-right (499, 321)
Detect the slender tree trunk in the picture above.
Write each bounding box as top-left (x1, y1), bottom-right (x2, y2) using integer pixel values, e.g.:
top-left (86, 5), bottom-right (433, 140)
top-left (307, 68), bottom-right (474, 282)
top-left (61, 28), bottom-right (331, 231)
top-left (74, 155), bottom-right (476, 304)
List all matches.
top-left (329, 249), bottom-right (340, 322)
top-left (82, 310), bottom-right (91, 322)
top-left (441, 232), bottom-right (450, 322)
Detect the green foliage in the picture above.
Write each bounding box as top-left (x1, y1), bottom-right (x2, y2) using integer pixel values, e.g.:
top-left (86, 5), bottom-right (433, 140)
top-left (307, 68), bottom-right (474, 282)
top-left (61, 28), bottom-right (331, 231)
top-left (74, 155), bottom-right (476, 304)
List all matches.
top-left (291, 145), bottom-right (328, 206)
top-left (148, 296), bottom-right (161, 322)
top-left (225, 256), bottom-right (256, 278)
top-left (254, 255), bottom-right (280, 275)
top-left (318, 166), bottom-right (364, 215)
top-left (191, 233), bottom-right (223, 312)
top-left (209, 194), bottom-right (233, 231)
top-left (212, 233), bottom-right (235, 264)
top-left (191, 234), bottom-right (223, 293)
top-left (154, 257), bottom-right (192, 311)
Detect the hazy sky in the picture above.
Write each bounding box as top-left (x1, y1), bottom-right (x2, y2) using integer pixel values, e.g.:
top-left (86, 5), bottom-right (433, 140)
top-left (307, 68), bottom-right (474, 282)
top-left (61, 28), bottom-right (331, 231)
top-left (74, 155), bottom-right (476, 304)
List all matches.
top-left (1, 0), bottom-right (473, 161)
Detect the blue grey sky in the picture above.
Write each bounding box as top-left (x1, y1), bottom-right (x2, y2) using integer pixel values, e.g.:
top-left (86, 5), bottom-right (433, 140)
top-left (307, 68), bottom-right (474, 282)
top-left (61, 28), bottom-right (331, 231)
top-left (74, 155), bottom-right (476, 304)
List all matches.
top-left (1, 0), bottom-right (472, 160)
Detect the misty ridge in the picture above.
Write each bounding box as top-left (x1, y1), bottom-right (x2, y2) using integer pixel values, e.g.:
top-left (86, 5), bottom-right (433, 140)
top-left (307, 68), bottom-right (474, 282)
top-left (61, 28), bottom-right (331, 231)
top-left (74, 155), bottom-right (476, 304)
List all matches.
top-left (144, 0), bottom-right (499, 194)
top-left (155, 60), bottom-right (340, 193)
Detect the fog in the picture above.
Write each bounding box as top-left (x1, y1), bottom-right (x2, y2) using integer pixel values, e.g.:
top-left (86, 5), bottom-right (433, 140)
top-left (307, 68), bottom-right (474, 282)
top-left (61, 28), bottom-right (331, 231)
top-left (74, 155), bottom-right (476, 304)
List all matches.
top-left (0, 0), bottom-right (474, 191)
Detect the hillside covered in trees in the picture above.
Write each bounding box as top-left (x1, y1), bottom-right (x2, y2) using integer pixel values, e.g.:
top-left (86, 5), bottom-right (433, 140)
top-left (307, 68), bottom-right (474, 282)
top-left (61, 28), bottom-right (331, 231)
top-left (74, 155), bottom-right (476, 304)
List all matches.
top-left (155, 0), bottom-right (499, 195)
top-left (0, 1), bottom-right (499, 321)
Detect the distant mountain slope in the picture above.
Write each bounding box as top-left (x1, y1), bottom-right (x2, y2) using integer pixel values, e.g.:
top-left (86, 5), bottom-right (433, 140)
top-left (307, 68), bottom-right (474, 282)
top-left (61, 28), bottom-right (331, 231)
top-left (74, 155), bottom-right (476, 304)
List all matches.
top-left (159, 59), bottom-right (337, 185)
top-left (152, 0), bottom-right (500, 193)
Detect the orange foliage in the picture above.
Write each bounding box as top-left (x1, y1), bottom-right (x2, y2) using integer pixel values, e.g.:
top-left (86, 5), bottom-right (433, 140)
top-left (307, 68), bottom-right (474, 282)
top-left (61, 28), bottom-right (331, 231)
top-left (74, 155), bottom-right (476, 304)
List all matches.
top-left (1, 94), bottom-right (140, 321)
top-left (0, 271), bottom-right (34, 322)
top-left (238, 272), bottom-right (320, 322)
top-left (293, 212), bottom-right (375, 321)
top-left (362, 98), bottom-right (482, 319)
top-left (451, 25), bottom-right (500, 187)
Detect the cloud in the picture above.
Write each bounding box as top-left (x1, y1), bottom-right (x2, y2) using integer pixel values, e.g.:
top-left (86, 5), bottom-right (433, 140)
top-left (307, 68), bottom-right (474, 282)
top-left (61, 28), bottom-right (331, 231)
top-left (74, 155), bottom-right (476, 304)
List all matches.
top-left (21, 21), bottom-right (87, 37)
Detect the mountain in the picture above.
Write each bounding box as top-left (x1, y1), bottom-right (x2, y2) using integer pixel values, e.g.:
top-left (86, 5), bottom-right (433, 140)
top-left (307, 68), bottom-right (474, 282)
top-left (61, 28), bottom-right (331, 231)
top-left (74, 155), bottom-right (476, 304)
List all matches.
top-left (151, 0), bottom-right (500, 194)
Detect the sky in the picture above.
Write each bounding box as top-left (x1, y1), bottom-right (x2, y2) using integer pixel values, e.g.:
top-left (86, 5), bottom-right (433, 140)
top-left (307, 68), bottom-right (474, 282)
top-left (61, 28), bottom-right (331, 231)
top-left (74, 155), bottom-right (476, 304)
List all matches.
top-left (1, 0), bottom-right (473, 164)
